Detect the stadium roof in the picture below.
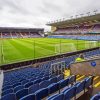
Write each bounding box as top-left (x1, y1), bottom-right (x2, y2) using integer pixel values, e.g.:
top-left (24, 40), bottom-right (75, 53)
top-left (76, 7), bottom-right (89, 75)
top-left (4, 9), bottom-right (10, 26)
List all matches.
top-left (0, 27), bottom-right (44, 32)
top-left (47, 14), bottom-right (100, 27)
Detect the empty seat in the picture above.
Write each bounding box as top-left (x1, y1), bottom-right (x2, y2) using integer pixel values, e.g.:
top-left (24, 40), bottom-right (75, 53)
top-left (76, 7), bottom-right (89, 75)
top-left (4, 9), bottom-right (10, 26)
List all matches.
top-left (76, 80), bottom-right (85, 94)
top-left (14, 85), bottom-right (24, 93)
top-left (59, 78), bottom-right (69, 90)
top-left (29, 83), bottom-right (39, 94)
top-left (39, 80), bottom-right (50, 89)
top-left (85, 77), bottom-right (93, 89)
top-left (41, 76), bottom-right (49, 81)
top-left (24, 82), bottom-right (33, 88)
top-left (2, 88), bottom-right (13, 96)
top-left (16, 89), bottom-right (28, 99)
top-left (33, 79), bottom-right (42, 84)
top-left (21, 80), bottom-right (29, 85)
top-left (13, 82), bottom-right (21, 88)
top-left (2, 85), bottom-right (12, 91)
top-left (49, 77), bottom-right (57, 84)
top-left (91, 94), bottom-right (100, 100)
top-left (48, 83), bottom-right (59, 94)
top-left (0, 93), bottom-right (16, 100)
top-left (48, 93), bottom-right (64, 100)
top-left (35, 88), bottom-right (48, 100)
top-left (29, 78), bottom-right (36, 82)
top-left (57, 74), bottom-right (64, 82)
top-left (19, 94), bottom-right (35, 100)
top-left (68, 75), bottom-right (76, 84)
top-left (63, 86), bottom-right (76, 100)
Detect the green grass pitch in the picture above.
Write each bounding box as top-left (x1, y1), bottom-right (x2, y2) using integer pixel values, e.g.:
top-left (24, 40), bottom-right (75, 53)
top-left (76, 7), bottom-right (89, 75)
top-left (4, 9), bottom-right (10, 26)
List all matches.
top-left (0, 38), bottom-right (99, 65)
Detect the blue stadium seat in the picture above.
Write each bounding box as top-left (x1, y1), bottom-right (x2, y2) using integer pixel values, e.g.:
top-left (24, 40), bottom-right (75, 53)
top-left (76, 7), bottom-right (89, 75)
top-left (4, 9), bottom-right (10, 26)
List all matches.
top-left (24, 82), bottom-right (33, 88)
top-left (14, 85), bottom-right (24, 93)
top-left (13, 82), bottom-right (21, 88)
top-left (35, 88), bottom-right (48, 100)
top-left (47, 93), bottom-right (64, 100)
top-left (21, 80), bottom-right (29, 85)
top-left (19, 94), bottom-right (35, 100)
top-left (75, 80), bottom-right (85, 94)
top-left (16, 88), bottom-right (28, 99)
top-left (63, 86), bottom-right (76, 100)
top-left (39, 80), bottom-right (50, 89)
top-left (28, 83), bottom-right (39, 94)
top-left (48, 83), bottom-right (59, 94)
top-left (33, 79), bottom-right (42, 84)
top-left (85, 77), bottom-right (93, 89)
top-left (91, 94), bottom-right (100, 100)
top-left (29, 78), bottom-right (36, 82)
top-left (58, 78), bottom-right (69, 90)
top-left (41, 76), bottom-right (49, 81)
top-left (0, 93), bottom-right (16, 100)
top-left (57, 74), bottom-right (64, 82)
top-left (2, 85), bottom-right (12, 91)
top-left (2, 88), bottom-right (13, 96)
top-left (68, 75), bottom-right (76, 84)
top-left (49, 77), bottom-right (57, 84)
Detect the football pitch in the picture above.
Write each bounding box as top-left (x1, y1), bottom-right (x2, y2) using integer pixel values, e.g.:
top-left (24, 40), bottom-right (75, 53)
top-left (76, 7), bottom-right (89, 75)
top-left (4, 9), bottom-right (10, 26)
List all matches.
top-left (0, 38), bottom-right (99, 65)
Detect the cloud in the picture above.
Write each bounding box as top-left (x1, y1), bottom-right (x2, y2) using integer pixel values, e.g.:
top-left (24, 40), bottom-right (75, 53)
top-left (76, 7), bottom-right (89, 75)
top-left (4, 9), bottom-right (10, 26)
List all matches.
top-left (0, 0), bottom-right (99, 31)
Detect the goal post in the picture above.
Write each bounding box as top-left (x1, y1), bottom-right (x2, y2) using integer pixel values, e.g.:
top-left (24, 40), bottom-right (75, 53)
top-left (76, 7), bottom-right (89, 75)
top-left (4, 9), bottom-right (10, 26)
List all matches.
top-left (85, 41), bottom-right (98, 49)
top-left (55, 43), bottom-right (77, 54)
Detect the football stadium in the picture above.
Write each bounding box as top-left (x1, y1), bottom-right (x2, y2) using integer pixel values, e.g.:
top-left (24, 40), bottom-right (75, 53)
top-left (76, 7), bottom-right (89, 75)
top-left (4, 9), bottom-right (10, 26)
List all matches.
top-left (0, 3), bottom-right (100, 100)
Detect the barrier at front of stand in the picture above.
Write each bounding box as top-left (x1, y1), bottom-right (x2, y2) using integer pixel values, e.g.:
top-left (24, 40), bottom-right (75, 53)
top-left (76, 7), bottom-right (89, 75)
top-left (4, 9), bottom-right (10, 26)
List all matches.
top-left (70, 58), bottom-right (100, 76)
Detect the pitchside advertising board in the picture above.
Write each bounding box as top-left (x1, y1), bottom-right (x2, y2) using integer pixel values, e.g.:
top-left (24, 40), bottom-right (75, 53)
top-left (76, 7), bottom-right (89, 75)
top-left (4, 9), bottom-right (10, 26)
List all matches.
top-left (70, 58), bottom-right (100, 76)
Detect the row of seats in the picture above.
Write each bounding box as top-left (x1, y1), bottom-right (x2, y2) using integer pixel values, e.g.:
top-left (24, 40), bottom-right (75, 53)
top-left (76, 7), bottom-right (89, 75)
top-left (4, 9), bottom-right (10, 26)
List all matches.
top-left (0, 76), bottom-right (93, 100)
top-left (91, 92), bottom-right (100, 100)
top-left (2, 74), bottom-right (64, 96)
top-left (48, 35), bottom-right (100, 40)
top-left (0, 75), bottom-right (77, 100)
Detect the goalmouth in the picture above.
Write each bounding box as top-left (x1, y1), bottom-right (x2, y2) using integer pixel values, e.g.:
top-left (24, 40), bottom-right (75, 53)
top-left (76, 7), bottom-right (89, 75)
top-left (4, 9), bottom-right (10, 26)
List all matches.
top-left (55, 43), bottom-right (77, 54)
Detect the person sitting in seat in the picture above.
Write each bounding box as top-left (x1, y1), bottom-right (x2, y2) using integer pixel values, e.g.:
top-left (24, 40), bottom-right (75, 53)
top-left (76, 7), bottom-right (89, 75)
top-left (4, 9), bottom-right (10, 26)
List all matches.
top-left (75, 54), bottom-right (85, 62)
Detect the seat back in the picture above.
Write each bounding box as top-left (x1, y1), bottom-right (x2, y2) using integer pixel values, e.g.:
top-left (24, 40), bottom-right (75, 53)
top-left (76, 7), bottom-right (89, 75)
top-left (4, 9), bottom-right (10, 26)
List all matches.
top-left (21, 80), bottom-right (29, 85)
top-left (24, 82), bottom-right (33, 88)
top-left (48, 83), bottom-right (59, 94)
top-left (39, 80), bottom-right (50, 89)
top-left (76, 80), bottom-right (85, 94)
top-left (35, 88), bottom-right (48, 100)
top-left (16, 88), bottom-right (28, 99)
top-left (59, 78), bottom-right (69, 89)
top-left (64, 86), bottom-right (76, 100)
top-left (49, 77), bottom-right (57, 84)
top-left (14, 85), bottom-right (24, 93)
top-left (2, 88), bottom-right (13, 96)
top-left (2, 85), bottom-right (12, 91)
top-left (13, 82), bottom-right (21, 88)
top-left (29, 83), bottom-right (39, 94)
top-left (20, 94), bottom-right (35, 100)
top-left (57, 74), bottom-right (64, 82)
top-left (0, 93), bottom-right (16, 100)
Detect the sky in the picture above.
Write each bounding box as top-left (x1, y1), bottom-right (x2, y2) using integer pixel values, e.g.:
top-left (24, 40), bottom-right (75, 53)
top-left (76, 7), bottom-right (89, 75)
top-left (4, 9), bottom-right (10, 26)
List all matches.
top-left (0, 0), bottom-right (100, 31)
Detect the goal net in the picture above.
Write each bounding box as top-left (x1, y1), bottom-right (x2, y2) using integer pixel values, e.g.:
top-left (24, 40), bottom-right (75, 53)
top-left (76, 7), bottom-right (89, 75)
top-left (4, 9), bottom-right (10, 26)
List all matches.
top-left (85, 41), bottom-right (97, 49)
top-left (55, 43), bottom-right (77, 54)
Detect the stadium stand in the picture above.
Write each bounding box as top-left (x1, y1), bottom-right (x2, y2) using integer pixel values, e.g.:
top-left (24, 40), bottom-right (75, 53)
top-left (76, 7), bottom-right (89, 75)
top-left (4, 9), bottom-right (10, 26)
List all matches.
top-left (0, 27), bottom-right (44, 38)
top-left (47, 14), bottom-right (100, 41)
top-left (48, 35), bottom-right (100, 40)
top-left (51, 24), bottom-right (100, 34)
top-left (0, 48), bottom-right (100, 100)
